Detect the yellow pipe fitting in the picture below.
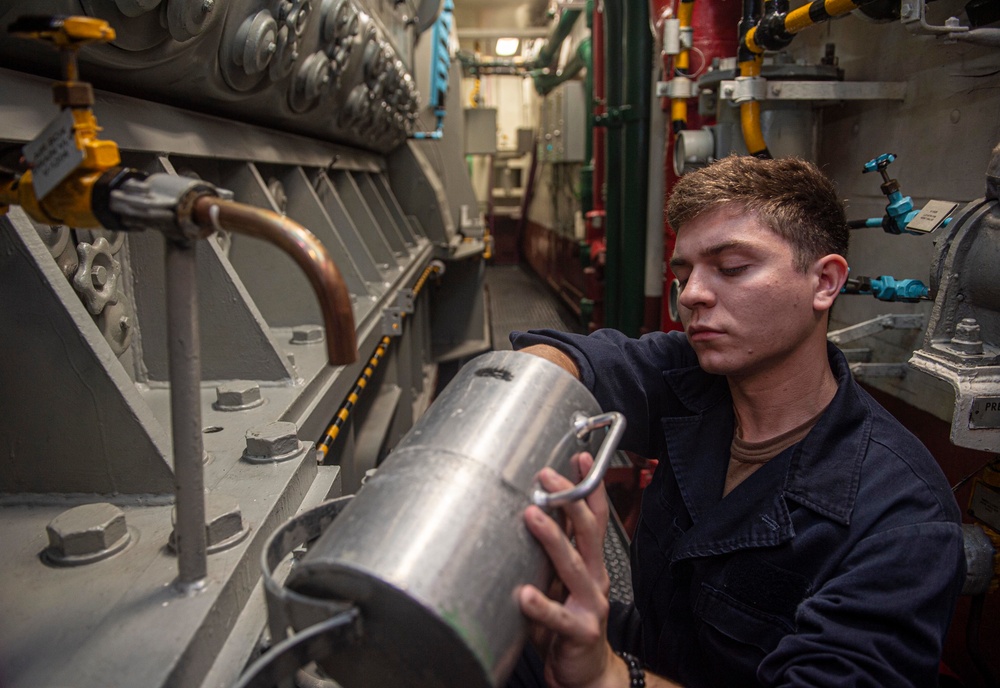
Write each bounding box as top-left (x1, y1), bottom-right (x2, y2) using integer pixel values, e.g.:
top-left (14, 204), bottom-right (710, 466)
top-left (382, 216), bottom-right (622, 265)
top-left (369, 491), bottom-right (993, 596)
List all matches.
top-left (1, 169), bottom-right (107, 227)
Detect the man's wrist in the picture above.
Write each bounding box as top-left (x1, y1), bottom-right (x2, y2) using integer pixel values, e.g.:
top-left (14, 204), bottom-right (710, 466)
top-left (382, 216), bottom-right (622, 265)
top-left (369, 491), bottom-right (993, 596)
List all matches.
top-left (615, 651), bottom-right (645, 688)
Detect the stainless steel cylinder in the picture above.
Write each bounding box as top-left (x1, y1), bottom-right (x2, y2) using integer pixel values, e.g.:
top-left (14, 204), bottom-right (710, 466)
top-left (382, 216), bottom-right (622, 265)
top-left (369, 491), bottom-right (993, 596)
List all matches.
top-left (286, 350), bottom-right (624, 687)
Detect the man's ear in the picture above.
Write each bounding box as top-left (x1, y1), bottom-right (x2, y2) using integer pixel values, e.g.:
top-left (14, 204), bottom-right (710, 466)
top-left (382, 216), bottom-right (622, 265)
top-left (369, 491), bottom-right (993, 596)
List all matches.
top-left (813, 254), bottom-right (849, 312)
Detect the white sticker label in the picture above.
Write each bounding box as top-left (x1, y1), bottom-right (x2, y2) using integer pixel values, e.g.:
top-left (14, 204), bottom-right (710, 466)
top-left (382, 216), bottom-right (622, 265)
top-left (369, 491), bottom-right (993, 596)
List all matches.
top-left (23, 109), bottom-right (86, 200)
top-left (970, 396), bottom-right (1000, 429)
top-left (905, 200), bottom-right (958, 234)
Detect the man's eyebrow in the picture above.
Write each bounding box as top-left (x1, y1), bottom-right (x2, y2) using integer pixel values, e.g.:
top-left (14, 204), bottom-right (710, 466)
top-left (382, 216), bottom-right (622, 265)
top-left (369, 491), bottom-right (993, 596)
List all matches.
top-left (669, 239), bottom-right (758, 268)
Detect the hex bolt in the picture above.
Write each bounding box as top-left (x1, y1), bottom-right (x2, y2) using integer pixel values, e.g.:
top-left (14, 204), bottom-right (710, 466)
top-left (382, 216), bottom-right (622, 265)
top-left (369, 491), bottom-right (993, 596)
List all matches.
top-left (244, 421), bottom-right (303, 462)
top-left (45, 503), bottom-right (130, 566)
top-left (119, 315), bottom-right (130, 333)
top-left (205, 495), bottom-right (248, 550)
top-left (214, 381), bottom-right (263, 411)
top-left (170, 494), bottom-right (249, 554)
top-left (91, 264), bottom-right (108, 288)
top-left (202, 0), bottom-right (215, 13)
top-left (291, 325), bottom-right (325, 344)
top-left (951, 317), bottom-right (984, 355)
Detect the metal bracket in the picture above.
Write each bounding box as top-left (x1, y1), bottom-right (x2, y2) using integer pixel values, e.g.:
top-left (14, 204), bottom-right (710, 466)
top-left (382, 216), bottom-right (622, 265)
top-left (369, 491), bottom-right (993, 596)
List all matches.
top-left (900, 0), bottom-right (969, 35)
top-left (665, 77), bottom-right (694, 99)
top-left (719, 79), bottom-right (907, 103)
top-left (827, 313), bottom-right (926, 346)
top-left (849, 362), bottom-right (909, 379)
top-left (382, 307), bottom-right (404, 337)
top-left (729, 76), bottom-right (767, 104)
top-left (394, 288), bottom-right (415, 314)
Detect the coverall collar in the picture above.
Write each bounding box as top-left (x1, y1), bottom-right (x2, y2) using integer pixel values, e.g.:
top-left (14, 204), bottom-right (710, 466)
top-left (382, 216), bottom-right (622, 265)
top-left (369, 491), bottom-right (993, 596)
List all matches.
top-left (660, 343), bottom-right (869, 562)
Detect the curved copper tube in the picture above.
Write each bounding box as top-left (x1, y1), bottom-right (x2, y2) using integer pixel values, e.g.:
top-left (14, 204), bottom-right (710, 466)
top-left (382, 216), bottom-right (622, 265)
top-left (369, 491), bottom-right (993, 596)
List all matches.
top-left (192, 196), bottom-right (358, 366)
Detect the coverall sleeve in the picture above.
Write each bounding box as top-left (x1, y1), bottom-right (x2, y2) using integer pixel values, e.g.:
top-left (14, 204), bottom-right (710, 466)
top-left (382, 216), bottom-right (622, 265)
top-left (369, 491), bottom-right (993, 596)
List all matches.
top-left (510, 328), bottom-right (694, 457)
top-left (757, 520), bottom-right (965, 687)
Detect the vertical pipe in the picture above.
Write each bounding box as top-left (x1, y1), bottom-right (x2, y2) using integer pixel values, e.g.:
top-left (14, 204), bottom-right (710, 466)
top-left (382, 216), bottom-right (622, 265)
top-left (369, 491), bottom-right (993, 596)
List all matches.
top-left (644, 59), bottom-right (665, 334)
top-left (592, 0), bottom-right (606, 212)
top-left (580, 25), bottom-right (595, 215)
top-left (621, 0), bottom-right (652, 337)
top-left (166, 239), bottom-right (208, 591)
top-left (603, 0), bottom-right (624, 330)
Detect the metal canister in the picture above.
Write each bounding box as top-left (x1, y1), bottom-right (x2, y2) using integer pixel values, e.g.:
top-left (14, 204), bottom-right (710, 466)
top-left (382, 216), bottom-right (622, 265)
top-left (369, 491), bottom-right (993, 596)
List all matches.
top-left (285, 350), bottom-right (624, 687)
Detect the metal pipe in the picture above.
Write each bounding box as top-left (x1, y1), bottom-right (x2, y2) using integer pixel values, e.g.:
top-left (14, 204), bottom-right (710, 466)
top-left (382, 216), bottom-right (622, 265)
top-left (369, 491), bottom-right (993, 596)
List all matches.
top-left (645, 59), bottom-right (665, 323)
top-left (604, 0), bottom-right (624, 329)
top-left (192, 197), bottom-right (358, 366)
top-left (533, 8), bottom-right (583, 69)
top-left (166, 238), bottom-right (208, 591)
top-left (592, 0), bottom-right (606, 212)
top-left (621, 0), bottom-right (653, 337)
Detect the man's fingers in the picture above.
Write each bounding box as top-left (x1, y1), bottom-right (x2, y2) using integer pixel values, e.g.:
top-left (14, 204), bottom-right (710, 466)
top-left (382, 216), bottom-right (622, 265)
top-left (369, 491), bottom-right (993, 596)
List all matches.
top-left (518, 584), bottom-right (590, 639)
top-left (525, 504), bottom-right (605, 606)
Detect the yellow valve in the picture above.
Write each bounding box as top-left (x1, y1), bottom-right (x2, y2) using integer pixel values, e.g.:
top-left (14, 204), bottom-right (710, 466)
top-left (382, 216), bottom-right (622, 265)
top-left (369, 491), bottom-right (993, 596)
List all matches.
top-left (2, 15), bottom-right (121, 227)
top-left (9, 15), bottom-right (116, 49)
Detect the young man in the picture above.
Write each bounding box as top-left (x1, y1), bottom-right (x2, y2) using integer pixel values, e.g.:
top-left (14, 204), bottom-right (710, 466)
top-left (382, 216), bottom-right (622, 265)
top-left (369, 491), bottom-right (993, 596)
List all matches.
top-left (510, 156), bottom-right (965, 687)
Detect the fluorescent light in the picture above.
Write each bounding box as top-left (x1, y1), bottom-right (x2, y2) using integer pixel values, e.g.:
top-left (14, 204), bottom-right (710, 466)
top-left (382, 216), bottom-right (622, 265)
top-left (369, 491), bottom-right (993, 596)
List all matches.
top-left (495, 37), bottom-right (519, 56)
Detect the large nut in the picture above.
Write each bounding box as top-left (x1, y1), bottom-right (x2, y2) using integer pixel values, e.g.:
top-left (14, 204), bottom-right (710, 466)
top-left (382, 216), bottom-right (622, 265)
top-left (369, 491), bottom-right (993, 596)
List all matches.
top-left (244, 421), bottom-right (306, 462)
top-left (291, 325), bottom-right (325, 344)
top-left (214, 381), bottom-right (264, 411)
top-left (45, 503), bottom-right (131, 566)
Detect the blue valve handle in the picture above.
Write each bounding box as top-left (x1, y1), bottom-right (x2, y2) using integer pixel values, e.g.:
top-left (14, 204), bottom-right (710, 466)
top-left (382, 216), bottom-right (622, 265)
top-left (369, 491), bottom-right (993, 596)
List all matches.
top-left (842, 274), bottom-right (928, 302)
top-left (861, 153), bottom-right (913, 234)
top-left (862, 153), bottom-right (897, 174)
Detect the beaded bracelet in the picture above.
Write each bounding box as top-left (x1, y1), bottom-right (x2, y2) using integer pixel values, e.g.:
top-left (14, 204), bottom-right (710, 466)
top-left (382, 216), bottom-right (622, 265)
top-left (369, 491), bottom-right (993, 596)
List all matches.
top-left (616, 651), bottom-right (646, 688)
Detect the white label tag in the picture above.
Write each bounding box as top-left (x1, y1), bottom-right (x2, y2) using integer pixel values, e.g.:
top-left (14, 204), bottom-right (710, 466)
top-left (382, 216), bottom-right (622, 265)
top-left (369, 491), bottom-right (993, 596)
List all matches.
top-left (905, 200), bottom-right (958, 234)
top-left (970, 396), bottom-right (1000, 429)
top-left (23, 109), bottom-right (86, 200)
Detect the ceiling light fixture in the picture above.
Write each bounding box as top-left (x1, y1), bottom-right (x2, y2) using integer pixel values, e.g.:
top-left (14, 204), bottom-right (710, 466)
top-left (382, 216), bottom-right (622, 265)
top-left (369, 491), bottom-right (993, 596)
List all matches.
top-left (495, 37), bottom-right (519, 56)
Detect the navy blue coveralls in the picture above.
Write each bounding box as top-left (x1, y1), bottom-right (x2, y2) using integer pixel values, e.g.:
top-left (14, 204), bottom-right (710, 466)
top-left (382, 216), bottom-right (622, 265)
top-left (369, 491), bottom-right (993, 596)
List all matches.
top-left (511, 328), bottom-right (965, 687)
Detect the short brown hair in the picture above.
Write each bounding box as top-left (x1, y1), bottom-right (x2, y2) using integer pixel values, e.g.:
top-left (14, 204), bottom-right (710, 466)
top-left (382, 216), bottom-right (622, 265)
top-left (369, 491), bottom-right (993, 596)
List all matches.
top-left (666, 156), bottom-right (848, 271)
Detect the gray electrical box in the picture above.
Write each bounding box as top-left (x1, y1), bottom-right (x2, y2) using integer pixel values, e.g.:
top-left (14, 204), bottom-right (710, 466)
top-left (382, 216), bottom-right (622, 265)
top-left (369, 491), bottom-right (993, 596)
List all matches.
top-left (464, 107), bottom-right (498, 154)
top-left (539, 80), bottom-right (586, 163)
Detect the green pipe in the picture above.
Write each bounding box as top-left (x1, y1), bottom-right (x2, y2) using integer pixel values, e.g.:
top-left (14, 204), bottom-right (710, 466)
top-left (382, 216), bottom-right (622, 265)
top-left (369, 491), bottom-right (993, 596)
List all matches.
top-left (530, 40), bottom-right (589, 95)
top-left (603, 0), bottom-right (624, 330)
top-left (619, 0), bottom-right (651, 337)
top-left (534, 8), bottom-right (583, 69)
top-left (580, 34), bottom-right (594, 215)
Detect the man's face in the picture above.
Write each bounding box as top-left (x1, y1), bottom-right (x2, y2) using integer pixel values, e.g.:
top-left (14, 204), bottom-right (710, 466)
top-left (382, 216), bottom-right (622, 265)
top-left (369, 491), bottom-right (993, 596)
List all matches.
top-left (669, 206), bottom-right (824, 379)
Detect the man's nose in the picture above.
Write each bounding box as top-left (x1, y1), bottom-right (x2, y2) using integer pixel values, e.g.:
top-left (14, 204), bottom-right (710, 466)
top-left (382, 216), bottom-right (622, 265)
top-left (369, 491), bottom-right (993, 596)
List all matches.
top-left (678, 270), bottom-right (715, 310)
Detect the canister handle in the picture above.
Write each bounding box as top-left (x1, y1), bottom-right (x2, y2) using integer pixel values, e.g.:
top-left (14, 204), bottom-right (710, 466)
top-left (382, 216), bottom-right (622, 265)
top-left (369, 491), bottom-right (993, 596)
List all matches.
top-left (532, 411), bottom-right (626, 508)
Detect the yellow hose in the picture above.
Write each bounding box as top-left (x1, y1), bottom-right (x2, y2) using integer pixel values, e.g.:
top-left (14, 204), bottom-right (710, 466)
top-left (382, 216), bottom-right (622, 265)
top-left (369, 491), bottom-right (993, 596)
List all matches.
top-left (670, 0), bottom-right (695, 128)
top-left (738, 57), bottom-right (768, 157)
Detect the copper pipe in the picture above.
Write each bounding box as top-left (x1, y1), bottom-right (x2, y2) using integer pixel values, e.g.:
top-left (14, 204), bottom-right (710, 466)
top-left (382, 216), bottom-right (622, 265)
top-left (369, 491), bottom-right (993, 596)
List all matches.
top-left (191, 197), bottom-right (358, 366)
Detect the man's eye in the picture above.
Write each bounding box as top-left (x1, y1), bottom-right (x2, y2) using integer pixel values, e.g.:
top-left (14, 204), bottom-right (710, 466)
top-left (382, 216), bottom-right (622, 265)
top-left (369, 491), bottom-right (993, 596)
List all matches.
top-left (720, 265), bottom-right (749, 276)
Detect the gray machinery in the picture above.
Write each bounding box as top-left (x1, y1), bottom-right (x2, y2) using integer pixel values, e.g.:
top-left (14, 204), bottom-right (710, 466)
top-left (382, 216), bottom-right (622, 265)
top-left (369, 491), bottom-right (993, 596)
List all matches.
top-left (0, 1), bottom-right (492, 686)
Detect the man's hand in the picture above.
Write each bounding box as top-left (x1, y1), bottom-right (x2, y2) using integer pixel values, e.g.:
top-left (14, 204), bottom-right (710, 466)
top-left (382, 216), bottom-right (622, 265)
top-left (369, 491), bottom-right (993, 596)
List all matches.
top-left (518, 453), bottom-right (626, 688)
